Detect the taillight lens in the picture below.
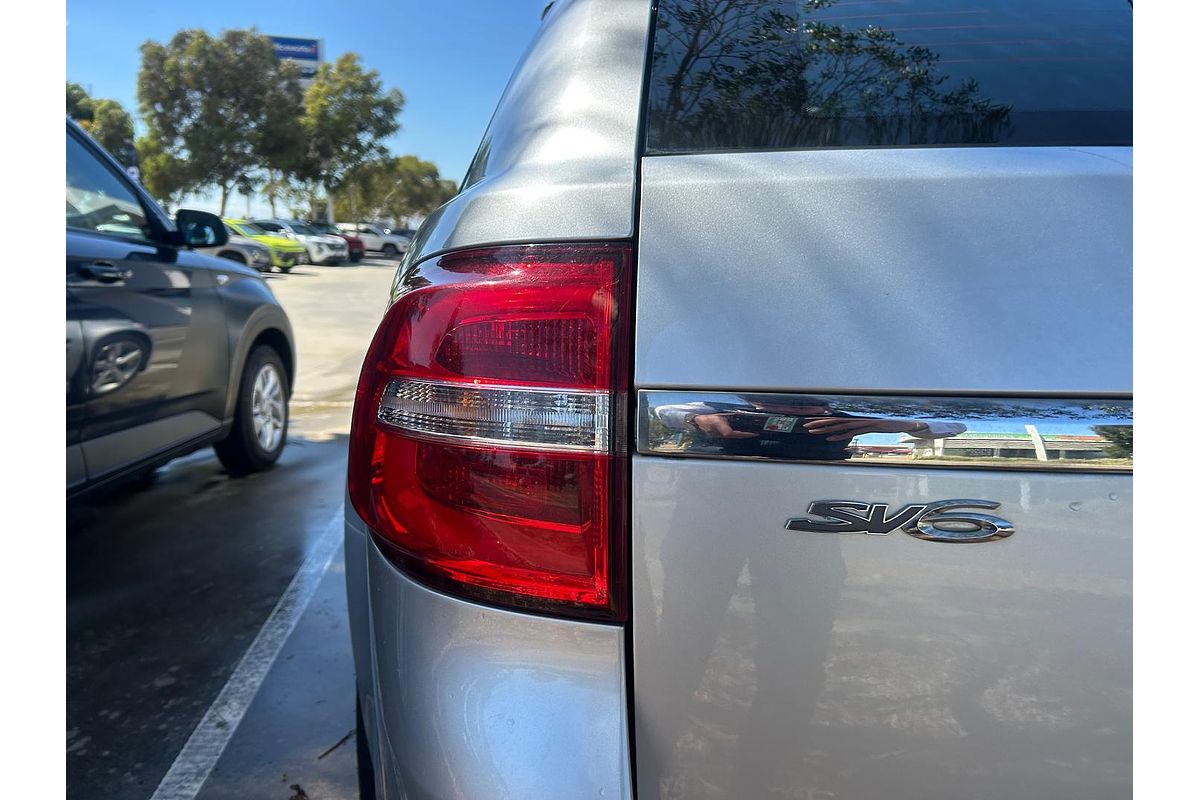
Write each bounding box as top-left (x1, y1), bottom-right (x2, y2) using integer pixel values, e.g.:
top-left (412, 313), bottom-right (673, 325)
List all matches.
top-left (348, 244), bottom-right (630, 620)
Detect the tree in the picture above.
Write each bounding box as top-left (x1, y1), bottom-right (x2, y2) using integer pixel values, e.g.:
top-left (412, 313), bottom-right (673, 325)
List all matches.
top-left (260, 171), bottom-right (293, 218)
top-left (332, 158), bottom-right (390, 221)
top-left (135, 135), bottom-right (192, 211)
top-left (67, 84), bottom-right (135, 164)
top-left (300, 54), bottom-right (405, 218)
top-left (66, 82), bottom-right (94, 122)
top-left (137, 29), bottom-right (305, 214)
top-left (1092, 426), bottom-right (1133, 459)
top-left (87, 99), bottom-right (136, 160)
top-left (333, 155), bottom-right (457, 223)
top-left (385, 156), bottom-right (458, 221)
top-left (648, 0), bottom-right (1010, 150)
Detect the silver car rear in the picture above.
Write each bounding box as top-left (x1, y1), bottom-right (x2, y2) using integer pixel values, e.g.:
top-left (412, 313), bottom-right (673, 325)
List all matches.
top-left (345, 2), bottom-right (1131, 798)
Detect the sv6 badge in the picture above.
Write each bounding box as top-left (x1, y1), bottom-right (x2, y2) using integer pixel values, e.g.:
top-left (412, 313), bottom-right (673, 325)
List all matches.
top-left (786, 500), bottom-right (1014, 543)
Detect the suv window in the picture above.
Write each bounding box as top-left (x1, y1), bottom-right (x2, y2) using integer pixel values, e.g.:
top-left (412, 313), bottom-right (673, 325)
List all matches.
top-left (361, 226), bottom-right (381, 235)
top-left (646, 0), bottom-right (1132, 153)
top-left (230, 221), bottom-right (266, 236)
top-left (255, 222), bottom-right (283, 232)
top-left (66, 133), bottom-right (150, 239)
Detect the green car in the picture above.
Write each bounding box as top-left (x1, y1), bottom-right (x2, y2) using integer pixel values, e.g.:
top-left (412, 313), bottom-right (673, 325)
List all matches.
top-left (224, 218), bottom-right (308, 272)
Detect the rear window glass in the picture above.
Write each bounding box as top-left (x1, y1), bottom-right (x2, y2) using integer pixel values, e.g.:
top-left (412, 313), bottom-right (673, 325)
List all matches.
top-left (645, 0), bottom-right (1132, 153)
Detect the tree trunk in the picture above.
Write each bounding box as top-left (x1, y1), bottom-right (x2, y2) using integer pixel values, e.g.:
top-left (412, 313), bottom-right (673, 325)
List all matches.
top-left (219, 183), bottom-right (231, 216)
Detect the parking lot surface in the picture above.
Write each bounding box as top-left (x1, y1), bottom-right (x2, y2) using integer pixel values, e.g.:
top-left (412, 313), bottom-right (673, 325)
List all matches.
top-left (68, 260), bottom-right (398, 800)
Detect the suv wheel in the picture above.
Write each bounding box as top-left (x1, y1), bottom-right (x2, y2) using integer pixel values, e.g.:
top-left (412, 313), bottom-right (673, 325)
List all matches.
top-left (214, 345), bottom-right (288, 475)
top-left (382, 243), bottom-right (398, 258)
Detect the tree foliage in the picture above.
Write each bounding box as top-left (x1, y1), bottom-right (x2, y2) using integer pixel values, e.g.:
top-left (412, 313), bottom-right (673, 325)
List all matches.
top-left (134, 135), bottom-right (191, 210)
top-left (1091, 425), bottom-right (1133, 458)
top-left (649, 0), bottom-right (1010, 150)
top-left (300, 54), bottom-right (405, 192)
top-left (137, 29), bottom-right (305, 214)
top-left (67, 84), bottom-right (136, 164)
top-left (128, 29), bottom-right (446, 221)
top-left (333, 155), bottom-right (457, 223)
top-left (87, 99), bottom-right (136, 160)
top-left (66, 82), bottom-right (94, 122)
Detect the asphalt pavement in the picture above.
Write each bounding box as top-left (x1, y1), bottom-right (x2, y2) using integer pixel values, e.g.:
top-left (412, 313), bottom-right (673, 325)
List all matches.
top-left (67, 259), bottom-right (399, 800)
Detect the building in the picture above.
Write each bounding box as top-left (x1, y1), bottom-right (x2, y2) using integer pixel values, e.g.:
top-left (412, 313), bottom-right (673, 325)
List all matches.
top-left (906, 430), bottom-right (1112, 461)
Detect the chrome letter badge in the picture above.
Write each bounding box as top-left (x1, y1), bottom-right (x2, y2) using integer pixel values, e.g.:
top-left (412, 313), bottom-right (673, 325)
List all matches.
top-left (786, 500), bottom-right (1013, 543)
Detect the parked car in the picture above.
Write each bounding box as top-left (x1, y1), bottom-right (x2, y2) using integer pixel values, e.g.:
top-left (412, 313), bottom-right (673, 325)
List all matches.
top-left (196, 232), bottom-right (273, 272)
top-left (251, 219), bottom-right (349, 265)
top-left (223, 218), bottom-right (307, 273)
top-left (344, 2), bottom-right (1132, 800)
top-left (68, 118), bottom-right (295, 496)
top-left (306, 220), bottom-right (365, 262)
top-left (335, 222), bottom-right (410, 258)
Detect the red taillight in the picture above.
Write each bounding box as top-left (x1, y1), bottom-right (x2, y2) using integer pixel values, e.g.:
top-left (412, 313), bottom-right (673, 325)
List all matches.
top-left (348, 244), bottom-right (630, 620)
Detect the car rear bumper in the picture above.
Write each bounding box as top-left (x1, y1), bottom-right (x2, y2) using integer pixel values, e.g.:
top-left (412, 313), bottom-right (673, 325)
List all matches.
top-left (344, 504), bottom-right (634, 799)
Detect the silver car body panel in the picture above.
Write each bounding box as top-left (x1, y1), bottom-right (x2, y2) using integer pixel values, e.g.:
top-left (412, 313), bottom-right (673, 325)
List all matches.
top-left (631, 456), bottom-right (1130, 799)
top-left (345, 2), bottom-right (652, 795)
top-left (631, 146), bottom-right (1131, 797)
top-left (404, 0), bottom-right (652, 264)
top-left (634, 147), bottom-right (1131, 395)
top-left (345, 507), bottom-right (633, 800)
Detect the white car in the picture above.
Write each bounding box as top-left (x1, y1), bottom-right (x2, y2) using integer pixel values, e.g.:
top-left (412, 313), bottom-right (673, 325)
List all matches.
top-left (336, 222), bottom-right (411, 258)
top-left (251, 219), bottom-right (348, 265)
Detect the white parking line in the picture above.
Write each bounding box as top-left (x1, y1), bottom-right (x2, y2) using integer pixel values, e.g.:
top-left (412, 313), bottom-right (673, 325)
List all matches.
top-left (148, 507), bottom-right (345, 800)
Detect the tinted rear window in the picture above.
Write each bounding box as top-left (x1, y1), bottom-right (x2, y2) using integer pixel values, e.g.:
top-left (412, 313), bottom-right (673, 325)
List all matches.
top-left (645, 0), bottom-right (1132, 153)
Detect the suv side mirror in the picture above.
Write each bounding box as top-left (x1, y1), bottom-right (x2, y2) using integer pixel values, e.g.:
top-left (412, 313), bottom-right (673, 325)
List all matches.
top-left (175, 209), bottom-right (228, 248)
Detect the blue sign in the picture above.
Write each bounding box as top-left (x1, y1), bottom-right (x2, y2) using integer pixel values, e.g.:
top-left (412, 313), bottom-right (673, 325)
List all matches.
top-left (269, 36), bottom-right (321, 62)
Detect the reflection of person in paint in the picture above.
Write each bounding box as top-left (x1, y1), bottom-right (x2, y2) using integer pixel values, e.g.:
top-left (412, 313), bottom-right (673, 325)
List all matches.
top-left (654, 394), bottom-right (965, 459)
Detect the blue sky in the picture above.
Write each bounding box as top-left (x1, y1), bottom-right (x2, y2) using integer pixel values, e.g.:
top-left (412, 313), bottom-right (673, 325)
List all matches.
top-left (66, 0), bottom-right (549, 214)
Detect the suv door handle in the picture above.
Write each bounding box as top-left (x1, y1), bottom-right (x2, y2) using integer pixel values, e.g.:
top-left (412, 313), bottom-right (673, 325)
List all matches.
top-left (79, 261), bottom-right (133, 283)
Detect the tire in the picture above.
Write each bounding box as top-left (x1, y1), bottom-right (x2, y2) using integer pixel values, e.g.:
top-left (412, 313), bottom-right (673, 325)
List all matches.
top-left (214, 345), bottom-right (288, 476)
top-left (279, 264), bottom-right (293, 274)
top-left (382, 243), bottom-right (398, 258)
top-left (355, 696), bottom-right (377, 800)
top-left (220, 251), bottom-right (247, 264)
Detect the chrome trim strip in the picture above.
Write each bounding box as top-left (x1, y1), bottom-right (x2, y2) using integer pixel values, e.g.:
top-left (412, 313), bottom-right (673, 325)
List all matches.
top-left (636, 390), bottom-right (1132, 472)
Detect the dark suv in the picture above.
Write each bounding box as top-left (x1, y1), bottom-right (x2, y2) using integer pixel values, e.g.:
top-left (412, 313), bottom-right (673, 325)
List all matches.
top-left (67, 119), bottom-right (296, 496)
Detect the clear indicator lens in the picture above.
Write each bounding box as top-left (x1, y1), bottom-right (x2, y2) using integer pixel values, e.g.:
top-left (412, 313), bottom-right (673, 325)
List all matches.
top-left (377, 378), bottom-right (610, 452)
